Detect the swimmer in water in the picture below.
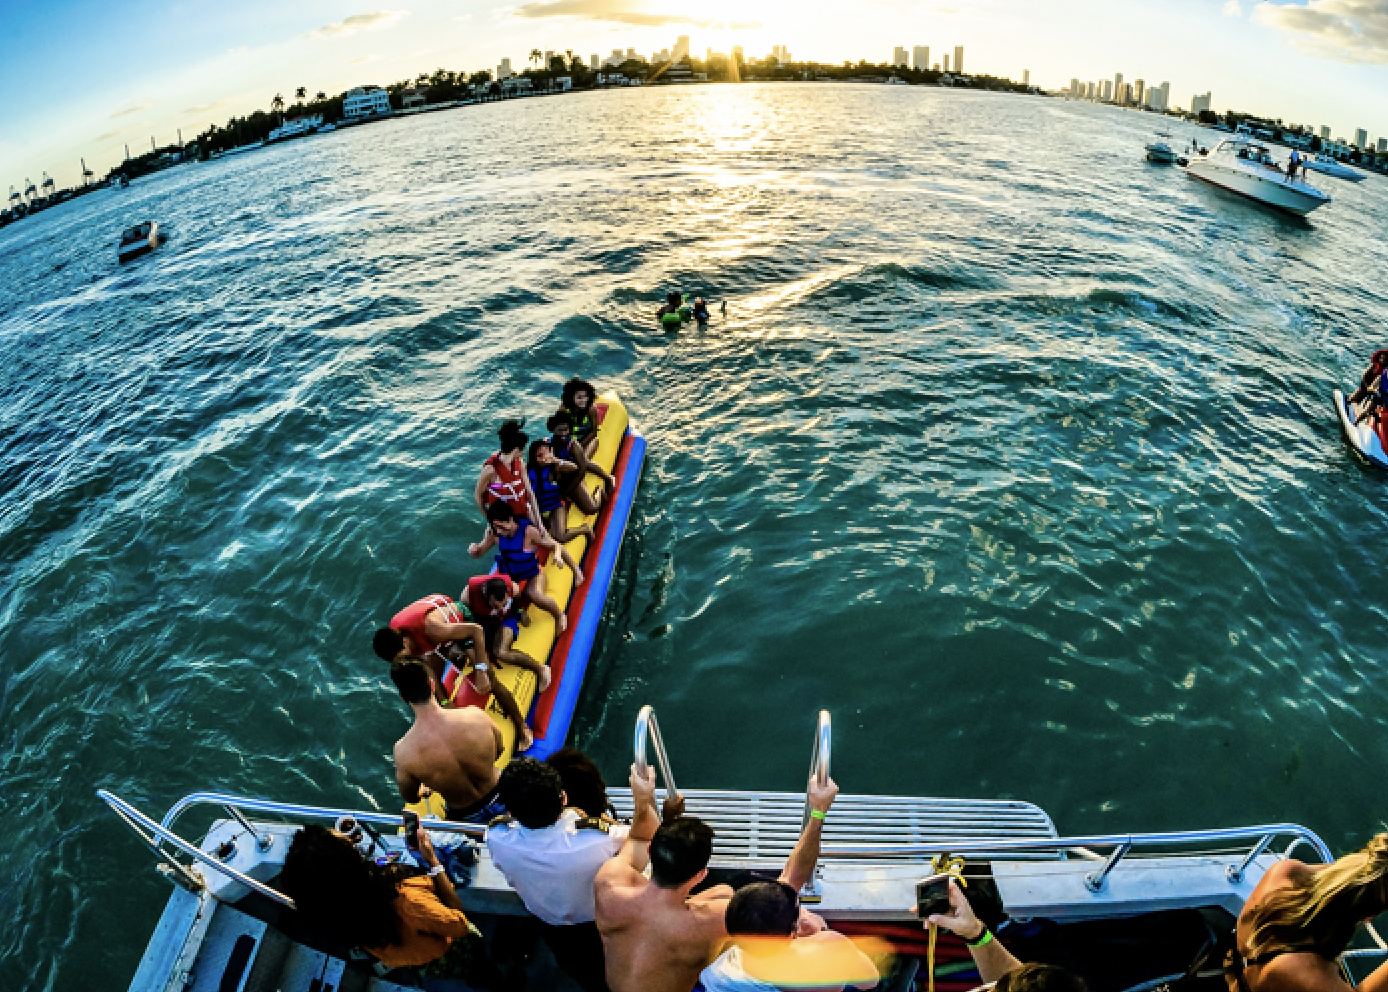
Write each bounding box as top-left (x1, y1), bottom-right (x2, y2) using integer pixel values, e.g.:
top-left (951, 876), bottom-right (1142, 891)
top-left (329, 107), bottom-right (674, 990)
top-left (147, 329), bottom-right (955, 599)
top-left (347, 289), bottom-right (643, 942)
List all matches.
top-left (692, 298), bottom-right (710, 323)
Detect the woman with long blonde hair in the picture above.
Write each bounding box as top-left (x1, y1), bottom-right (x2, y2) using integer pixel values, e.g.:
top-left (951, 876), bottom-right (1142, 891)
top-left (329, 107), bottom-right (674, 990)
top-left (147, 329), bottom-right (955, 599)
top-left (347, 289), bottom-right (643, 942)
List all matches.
top-left (1228, 833), bottom-right (1388, 992)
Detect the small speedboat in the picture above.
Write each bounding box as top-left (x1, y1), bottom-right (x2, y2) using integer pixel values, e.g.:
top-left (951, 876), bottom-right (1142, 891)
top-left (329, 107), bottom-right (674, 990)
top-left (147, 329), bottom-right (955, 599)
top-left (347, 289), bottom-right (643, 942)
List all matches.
top-left (1145, 141), bottom-right (1177, 164)
top-left (116, 222), bottom-right (165, 263)
top-left (1333, 389), bottom-right (1388, 469)
top-left (1301, 154), bottom-right (1364, 182)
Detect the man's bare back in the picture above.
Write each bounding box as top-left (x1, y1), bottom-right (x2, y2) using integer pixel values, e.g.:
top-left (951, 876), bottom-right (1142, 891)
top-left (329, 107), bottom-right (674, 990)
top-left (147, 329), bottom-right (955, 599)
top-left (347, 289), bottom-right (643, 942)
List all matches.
top-left (597, 865), bottom-right (732, 992)
top-left (394, 703), bottom-right (502, 812)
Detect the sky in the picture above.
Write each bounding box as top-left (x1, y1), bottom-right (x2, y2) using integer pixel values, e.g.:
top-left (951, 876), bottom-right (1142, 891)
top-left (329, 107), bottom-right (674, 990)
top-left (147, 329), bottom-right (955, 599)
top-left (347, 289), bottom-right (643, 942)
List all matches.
top-left (6, 0), bottom-right (1388, 190)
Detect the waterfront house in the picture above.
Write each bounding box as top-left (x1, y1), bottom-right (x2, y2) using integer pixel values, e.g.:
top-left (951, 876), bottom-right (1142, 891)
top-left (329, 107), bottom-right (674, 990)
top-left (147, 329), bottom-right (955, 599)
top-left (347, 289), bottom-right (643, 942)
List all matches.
top-left (343, 86), bottom-right (392, 119)
top-left (400, 88), bottom-right (425, 111)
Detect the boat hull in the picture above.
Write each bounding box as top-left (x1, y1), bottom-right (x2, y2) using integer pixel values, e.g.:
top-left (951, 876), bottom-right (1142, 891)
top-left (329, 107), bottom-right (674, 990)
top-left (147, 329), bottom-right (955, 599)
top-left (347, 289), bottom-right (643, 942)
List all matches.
top-left (1186, 160), bottom-right (1329, 216)
top-left (1333, 388), bottom-right (1388, 470)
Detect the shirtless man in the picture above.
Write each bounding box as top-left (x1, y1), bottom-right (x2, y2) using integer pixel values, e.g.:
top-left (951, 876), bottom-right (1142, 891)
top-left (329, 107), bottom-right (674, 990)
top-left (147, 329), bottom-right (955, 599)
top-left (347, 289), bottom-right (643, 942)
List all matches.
top-left (595, 784), bottom-right (735, 992)
top-left (373, 592), bottom-right (534, 751)
top-left (390, 657), bottom-right (507, 824)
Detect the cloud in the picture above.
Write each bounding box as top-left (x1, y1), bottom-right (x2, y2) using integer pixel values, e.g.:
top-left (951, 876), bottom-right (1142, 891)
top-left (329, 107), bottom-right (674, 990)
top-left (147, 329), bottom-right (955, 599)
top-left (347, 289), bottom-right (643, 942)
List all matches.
top-left (347, 54), bottom-right (381, 64)
top-left (1253, 0), bottom-right (1388, 63)
top-left (96, 125), bottom-right (143, 142)
top-left (512, 0), bottom-right (757, 27)
top-left (110, 99), bottom-right (153, 119)
top-left (184, 99), bottom-right (231, 114)
top-left (307, 10), bottom-right (408, 39)
top-left (1223, 0), bottom-right (1242, 15)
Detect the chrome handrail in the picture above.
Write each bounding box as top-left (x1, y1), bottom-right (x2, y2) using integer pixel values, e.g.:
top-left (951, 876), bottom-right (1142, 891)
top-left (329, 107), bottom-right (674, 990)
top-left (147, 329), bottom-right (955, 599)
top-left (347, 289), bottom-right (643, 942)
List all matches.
top-left (158, 792), bottom-right (486, 841)
top-left (98, 790), bottom-right (296, 909)
top-left (821, 824), bottom-right (1333, 870)
top-left (801, 710), bottom-right (831, 832)
top-left (634, 705), bottom-right (680, 804)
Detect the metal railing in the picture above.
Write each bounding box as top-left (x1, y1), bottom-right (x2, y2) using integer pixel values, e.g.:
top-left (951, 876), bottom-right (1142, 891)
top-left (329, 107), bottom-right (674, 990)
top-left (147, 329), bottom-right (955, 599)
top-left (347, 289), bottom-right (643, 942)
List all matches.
top-left (98, 790), bottom-right (297, 909)
top-left (158, 792), bottom-right (486, 842)
top-left (820, 824), bottom-right (1333, 885)
top-left (801, 709), bottom-right (831, 832)
top-left (634, 704), bottom-right (680, 804)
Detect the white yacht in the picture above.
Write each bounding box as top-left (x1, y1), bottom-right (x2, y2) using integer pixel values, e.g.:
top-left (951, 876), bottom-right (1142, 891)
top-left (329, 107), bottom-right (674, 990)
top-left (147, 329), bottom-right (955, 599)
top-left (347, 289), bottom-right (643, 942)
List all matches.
top-left (1186, 136), bottom-right (1331, 216)
top-left (1301, 153), bottom-right (1365, 182)
top-left (102, 707), bottom-right (1388, 992)
top-left (266, 115), bottom-right (325, 144)
top-left (117, 221), bottom-right (165, 263)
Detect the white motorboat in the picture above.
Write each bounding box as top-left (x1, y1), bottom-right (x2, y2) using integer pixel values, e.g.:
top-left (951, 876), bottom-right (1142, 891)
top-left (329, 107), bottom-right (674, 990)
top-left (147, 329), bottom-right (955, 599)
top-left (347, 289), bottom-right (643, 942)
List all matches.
top-left (1145, 142), bottom-right (1177, 164)
top-left (100, 707), bottom-right (1388, 992)
top-left (1301, 153), bottom-right (1365, 182)
top-left (1186, 136), bottom-right (1331, 216)
top-left (117, 221), bottom-right (165, 263)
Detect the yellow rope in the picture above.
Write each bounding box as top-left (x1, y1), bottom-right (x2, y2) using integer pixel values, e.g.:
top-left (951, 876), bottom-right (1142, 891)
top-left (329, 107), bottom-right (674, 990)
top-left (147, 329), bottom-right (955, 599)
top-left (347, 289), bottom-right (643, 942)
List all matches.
top-left (926, 855), bottom-right (969, 992)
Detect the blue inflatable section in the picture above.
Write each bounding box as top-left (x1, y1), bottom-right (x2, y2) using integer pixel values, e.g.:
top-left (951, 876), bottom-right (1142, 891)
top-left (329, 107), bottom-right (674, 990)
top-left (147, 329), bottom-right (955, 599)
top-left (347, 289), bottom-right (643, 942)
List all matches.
top-left (526, 430), bottom-right (647, 759)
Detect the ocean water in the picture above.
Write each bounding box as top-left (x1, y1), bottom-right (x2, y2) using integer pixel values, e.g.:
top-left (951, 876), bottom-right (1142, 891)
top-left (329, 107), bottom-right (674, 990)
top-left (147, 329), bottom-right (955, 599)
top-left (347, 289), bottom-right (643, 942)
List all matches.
top-left (2, 84), bottom-right (1387, 990)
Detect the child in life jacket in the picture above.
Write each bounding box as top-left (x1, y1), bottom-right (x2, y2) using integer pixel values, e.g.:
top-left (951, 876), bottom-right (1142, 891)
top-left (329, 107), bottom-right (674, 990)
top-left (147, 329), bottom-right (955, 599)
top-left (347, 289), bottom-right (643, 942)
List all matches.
top-left (469, 501), bottom-right (581, 634)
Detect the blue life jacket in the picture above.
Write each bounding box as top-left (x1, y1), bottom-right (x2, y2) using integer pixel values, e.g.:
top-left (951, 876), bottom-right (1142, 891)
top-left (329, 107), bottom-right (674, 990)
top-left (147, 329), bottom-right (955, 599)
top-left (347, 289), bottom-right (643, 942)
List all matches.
top-left (496, 518), bottom-right (540, 582)
top-left (529, 466), bottom-right (564, 513)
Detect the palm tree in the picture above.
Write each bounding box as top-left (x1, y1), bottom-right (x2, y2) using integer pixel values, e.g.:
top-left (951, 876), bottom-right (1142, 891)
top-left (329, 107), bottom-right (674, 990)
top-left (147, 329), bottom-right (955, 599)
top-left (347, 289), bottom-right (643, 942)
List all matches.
top-left (295, 86), bottom-right (307, 103)
top-left (529, 48), bottom-right (543, 70)
top-left (315, 91), bottom-right (326, 101)
top-left (271, 93), bottom-right (285, 122)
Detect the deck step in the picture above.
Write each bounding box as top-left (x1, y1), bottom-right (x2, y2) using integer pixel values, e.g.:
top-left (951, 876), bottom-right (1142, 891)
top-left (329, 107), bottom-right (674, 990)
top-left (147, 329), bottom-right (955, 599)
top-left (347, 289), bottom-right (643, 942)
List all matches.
top-left (608, 788), bottom-right (1059, 863)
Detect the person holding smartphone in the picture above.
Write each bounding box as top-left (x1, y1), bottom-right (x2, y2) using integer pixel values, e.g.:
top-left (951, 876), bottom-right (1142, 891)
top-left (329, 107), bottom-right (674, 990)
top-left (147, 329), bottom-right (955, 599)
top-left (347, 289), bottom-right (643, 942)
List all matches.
top-left (924, 879), bottom-right (1085, 992)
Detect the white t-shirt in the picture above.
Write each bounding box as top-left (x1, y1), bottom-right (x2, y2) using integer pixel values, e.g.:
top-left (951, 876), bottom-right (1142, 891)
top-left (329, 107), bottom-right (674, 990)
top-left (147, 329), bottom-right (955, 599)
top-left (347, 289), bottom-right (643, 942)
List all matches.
top-left (699, 946), bottom-right (779, 992)
top-left (486, 809), bottom-right (630, 926)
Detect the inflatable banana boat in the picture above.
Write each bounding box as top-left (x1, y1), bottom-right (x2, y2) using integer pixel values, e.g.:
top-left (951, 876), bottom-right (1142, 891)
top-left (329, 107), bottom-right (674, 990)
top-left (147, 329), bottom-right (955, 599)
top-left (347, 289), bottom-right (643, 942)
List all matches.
top-left (435, 391), bottom-right (645, 777)
top-left (1333, 388), bottom-right (1388, 470)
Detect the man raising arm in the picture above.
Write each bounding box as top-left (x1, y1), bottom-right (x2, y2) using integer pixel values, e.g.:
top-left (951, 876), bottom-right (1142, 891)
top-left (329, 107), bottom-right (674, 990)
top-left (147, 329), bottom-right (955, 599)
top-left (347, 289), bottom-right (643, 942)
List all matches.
top-left (596, 768), bottom-right (734, 992)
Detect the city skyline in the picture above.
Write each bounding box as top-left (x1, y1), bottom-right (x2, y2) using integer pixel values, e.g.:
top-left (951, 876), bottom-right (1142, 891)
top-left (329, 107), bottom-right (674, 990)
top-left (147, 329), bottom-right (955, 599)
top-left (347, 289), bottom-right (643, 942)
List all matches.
top-left (8, 0), bottom-right (1388, 188)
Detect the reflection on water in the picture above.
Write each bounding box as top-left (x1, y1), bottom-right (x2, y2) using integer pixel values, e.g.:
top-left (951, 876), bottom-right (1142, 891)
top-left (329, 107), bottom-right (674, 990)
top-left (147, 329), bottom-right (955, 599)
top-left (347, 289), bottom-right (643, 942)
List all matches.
top-left (1, 84), bottom-right (1387, 991)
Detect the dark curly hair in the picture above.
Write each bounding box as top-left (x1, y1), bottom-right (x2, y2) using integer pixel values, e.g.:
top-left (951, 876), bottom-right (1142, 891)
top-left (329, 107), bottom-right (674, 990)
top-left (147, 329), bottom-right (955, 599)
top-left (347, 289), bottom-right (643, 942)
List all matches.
top-left (545, 748), bottom-right (613, 820)
top-left (498, 757), bottom-right (565, 829)
top-left (280, 825), bottom-right (416, 949)
top-left (561, 378), bottom-right (597, 414)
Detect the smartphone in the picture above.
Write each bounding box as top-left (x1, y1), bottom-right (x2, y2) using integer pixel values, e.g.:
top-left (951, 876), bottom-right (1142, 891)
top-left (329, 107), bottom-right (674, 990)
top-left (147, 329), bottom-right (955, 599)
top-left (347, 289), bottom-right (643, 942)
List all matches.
top-left (916, 873), bottom-right (953, 919)
top-left (403, 810), bottom-right (420, 849)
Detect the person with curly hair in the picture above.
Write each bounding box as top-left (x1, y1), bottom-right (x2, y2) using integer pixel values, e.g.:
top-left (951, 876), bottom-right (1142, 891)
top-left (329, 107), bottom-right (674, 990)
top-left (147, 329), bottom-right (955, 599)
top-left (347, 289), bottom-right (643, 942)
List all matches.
top-left (279, 821), bottom-right (500, 984)
top-left (1226, 832), bottom-right (1388, 992)
top-left (560, 378), bottom-right (603, 460)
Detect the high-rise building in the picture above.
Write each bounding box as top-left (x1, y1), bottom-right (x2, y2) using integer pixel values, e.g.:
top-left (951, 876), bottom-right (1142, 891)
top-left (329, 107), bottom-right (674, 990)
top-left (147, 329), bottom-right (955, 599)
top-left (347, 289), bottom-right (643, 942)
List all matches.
top-left (1100, 79), bottom-right (1111, 101)
top-left (1320, 125), bottom-right (1331, 140)
top-left (674, 35), bottom-right (690, 60)
top-left (1157, 81), bottom-right (1170, 111)
top-left (953, 45), bottom-right (964, 74)
top-left (1070, 78), bottom-right (1080, 97)
top-left (591, 53), bottom-right (600, 71)
top-left (498, 58), bottom-right (512, 79)
top-left (894, 47), bottom-right (908, 67)
top-left (914, 46), bottom-right (930, 70)
top-left (1133, 79), bottom-right (1145, 107)
top-left (544, 50), bottom-right (554, 67)
top-left (1191, 91), bottom-right (1212, 115)
top-left (1121, 83), bottom-right (1132, 105)
top-left (1088, 81), bottom-right (1097, 100)
top-left (1379, 137), bottom-right (1387, 153)
top-left (732, 45), bottom-right (744, 62)
top-left (1023, 69), bottom-right (1029, 86)
top-left (627, 47), bottom-right (637, 60)
top-left (1355, 127), bottom-right (1368, 148)
top-left (1113, 73), bottom-right (1124, 104)
top-left (943, 53), bottom-right (950, 72)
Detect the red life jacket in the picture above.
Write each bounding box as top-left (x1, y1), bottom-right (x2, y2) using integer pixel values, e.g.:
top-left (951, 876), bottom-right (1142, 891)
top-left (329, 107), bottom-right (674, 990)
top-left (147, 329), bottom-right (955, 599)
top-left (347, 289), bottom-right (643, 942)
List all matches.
top-left (390, 595), bottom-right (463, 655)
top-left (484, 453), bottom-right (528, 515)
top-left (465, 574), bottom-right (519, 623)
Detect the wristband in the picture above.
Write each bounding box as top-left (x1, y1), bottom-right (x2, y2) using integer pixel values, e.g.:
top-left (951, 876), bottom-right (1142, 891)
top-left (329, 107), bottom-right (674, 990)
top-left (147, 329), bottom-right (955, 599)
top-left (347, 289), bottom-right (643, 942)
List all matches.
top-left (473, 663), bottom-right (488, 671)
top-left (966, 928), bottom-right (994, 949)
top-left (428, 865), bottom-right (446, 877)
top-left (810, 809), bottom-right (827, 821)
